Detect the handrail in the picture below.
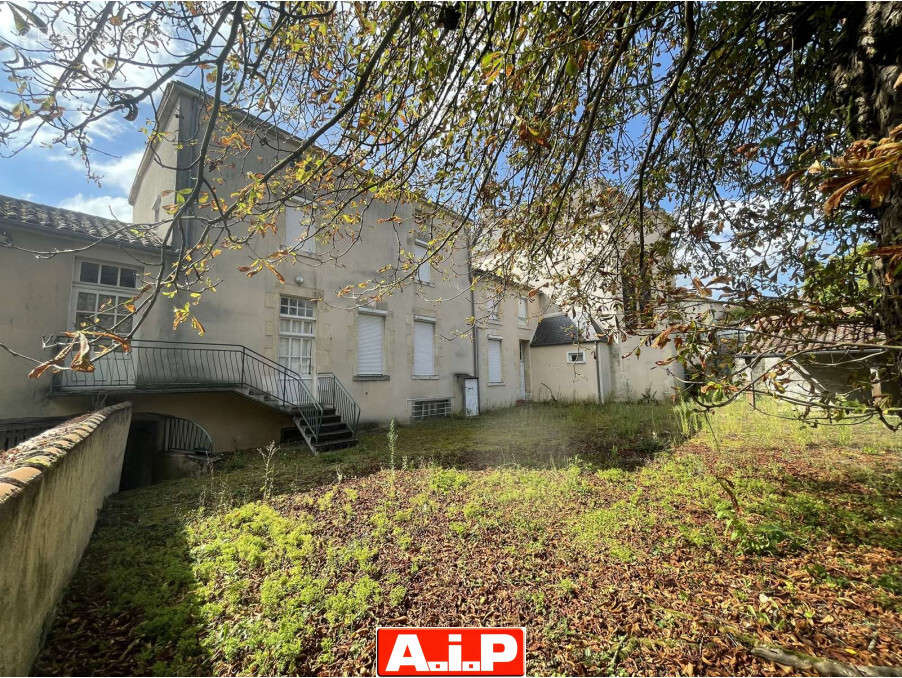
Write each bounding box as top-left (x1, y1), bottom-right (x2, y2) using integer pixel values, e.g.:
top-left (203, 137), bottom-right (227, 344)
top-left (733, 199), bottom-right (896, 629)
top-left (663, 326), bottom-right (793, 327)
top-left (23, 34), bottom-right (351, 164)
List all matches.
top-left (161, 415), bottom-right (214, 455)
top-left (316, 372), bottom-right (360, 437)
top-left (48, 338), bottom-right (324, 438)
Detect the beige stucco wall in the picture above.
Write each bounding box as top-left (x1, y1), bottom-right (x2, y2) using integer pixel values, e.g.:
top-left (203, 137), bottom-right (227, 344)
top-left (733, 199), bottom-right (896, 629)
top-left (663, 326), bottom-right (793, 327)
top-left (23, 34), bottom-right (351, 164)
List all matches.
top-left (0, 402), bottom-right (131, 675)
top-left (129, 95), bottom-right (180, 237)
top-left (0, 227), bottom-right (169, 421)
top-left (471, 280), bottom-right (553, 410)
top-left (608, 335), bottom-right (684, 401)
top-left (118, 392), bottom-right (289, 453)
top-left (530, 343), bottom-right (600, 402)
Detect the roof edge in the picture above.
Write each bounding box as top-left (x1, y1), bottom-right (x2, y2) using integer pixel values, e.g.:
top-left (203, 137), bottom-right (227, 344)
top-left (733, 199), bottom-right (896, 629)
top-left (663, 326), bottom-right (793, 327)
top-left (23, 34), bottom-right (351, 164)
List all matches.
top-left (128, 81), bottom-right (186, 206)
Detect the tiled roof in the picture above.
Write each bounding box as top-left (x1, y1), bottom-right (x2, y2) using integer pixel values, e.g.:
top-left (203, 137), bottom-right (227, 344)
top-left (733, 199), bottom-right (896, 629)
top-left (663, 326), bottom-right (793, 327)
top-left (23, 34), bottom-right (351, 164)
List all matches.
top-left (733, 320), bottom-right (883, 358)
top-left (0, 194), bottom-right (161, 250)
top-left (531, 314), bottom-right (586, 347)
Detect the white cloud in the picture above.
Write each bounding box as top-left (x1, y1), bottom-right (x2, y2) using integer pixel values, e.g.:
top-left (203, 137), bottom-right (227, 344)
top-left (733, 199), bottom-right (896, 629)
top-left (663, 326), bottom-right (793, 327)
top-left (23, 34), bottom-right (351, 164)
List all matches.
top-left (45, 146), bottom-right (144, 194)
top-left (57, 194), bottom-right (132, 221)
top-left (95, 149), bottom-right (145, 195)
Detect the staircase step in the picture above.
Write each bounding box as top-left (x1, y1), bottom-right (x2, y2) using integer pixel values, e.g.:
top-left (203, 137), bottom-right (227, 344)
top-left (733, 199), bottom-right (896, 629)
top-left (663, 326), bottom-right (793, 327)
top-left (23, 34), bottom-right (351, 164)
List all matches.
top-left (314, 437), bottom-right (357, 452)
top-left (316, 427), bottom-right (353, 442)
top-left (294, 415), bottom-right (341, 431)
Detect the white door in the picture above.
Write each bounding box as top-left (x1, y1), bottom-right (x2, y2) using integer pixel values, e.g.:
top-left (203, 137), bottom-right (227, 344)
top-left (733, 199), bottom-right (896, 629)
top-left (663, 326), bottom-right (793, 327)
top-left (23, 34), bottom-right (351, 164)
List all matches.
top-left (278, 296), bottom-right (316, 402)
top-left (464, 378), bottom-right (479, 416)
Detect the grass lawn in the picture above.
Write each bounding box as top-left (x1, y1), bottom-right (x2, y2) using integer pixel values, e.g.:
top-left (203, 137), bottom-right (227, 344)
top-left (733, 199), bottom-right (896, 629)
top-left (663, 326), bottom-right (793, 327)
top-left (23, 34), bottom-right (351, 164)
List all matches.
top-left (34, 401), bottom-right (901, 676)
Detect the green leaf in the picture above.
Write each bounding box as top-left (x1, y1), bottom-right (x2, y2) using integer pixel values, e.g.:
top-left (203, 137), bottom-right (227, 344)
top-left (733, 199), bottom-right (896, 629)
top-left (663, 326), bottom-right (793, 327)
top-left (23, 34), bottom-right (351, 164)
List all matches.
top-left (565, 56), bottom-right (579, 77)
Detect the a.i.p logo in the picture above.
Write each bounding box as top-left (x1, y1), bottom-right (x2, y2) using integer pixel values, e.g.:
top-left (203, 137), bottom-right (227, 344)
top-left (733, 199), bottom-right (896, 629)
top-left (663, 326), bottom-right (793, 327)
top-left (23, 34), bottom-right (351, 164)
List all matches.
top-left (376, 627), bottom-right (526, 676)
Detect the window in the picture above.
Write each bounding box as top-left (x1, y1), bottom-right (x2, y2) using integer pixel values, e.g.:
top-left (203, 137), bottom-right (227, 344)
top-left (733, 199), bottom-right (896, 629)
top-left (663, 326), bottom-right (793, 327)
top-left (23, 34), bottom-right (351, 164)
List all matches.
top-left (518, 297), bottom-right (528, 324)
top-left (414, 240), bottom-right (431, 283)
top-left (487, 338), bottom-right (503, 383)
top-left (72, 260), bottom-right (140, 333)
top-left (285, 203), bottom-right (316, 254)
top-left (488, 297), bottom-right (500, 321)
top-left (410, 398), bottom-right (450, 420)
top-left (357, 311), bottom-right (385, 375)
top-left (567, 350), bottom-right (586, 364)
top-left (413, 318), bottom-right (435, 376)
top-left (279, 296), bottom-right (315, 376)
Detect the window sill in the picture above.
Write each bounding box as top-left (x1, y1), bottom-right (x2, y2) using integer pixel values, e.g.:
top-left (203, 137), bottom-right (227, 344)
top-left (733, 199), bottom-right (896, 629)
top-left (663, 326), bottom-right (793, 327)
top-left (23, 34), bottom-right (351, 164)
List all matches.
top-left (487, 382), bottom-right (505, 387)
top-left (286, 250), bottom-right (321, 263)
top-left (415, 280), bottom-right (434, 287)
top-left (353, 374), bottom-right (390, 382)
top-left (412, 374), bottom-right (440, 380)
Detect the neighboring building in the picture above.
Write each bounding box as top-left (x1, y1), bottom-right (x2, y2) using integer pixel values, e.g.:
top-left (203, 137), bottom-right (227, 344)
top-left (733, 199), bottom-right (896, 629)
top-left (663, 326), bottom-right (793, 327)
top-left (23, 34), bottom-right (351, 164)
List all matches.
top-left (0, 82), bottom-right (682, 466)
top-left (733, 323), bottom-right (894, 406)
top-left (530, 313), bottom-right (607, 402)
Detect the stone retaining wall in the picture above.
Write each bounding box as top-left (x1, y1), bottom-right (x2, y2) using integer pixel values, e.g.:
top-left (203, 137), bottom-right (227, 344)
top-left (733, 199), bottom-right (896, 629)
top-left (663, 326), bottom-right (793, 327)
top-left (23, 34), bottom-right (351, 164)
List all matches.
top-left (0, 402), bottom-right (132, 675)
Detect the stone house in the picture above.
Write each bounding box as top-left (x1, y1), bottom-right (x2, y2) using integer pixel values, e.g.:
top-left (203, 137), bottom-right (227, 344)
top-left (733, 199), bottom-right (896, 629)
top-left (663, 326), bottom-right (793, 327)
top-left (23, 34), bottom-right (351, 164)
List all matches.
top-left (0, 82), bottom-right (682, 464)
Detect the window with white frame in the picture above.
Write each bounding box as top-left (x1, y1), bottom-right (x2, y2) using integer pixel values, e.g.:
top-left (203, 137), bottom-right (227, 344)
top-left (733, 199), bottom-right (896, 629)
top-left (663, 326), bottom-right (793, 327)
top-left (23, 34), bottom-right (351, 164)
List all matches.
top-left (414, 240), bottom-right (431, 283)
top-left (279, 296), bottom-right (315, 376)
top-left (518, 297), bottom-right (528, 324)
top-left (357, 311), bottom-right (385, 375)
top-left (566, 350), bottom-right (586, 364)
top-left (413, 318), bottom-right (435, 376)
top-left (71, 260), bottom-right (140, 334)
top-left (284, 202), bottom-right (317, 254)
top-left (487, 338), bottom-right (503, 383)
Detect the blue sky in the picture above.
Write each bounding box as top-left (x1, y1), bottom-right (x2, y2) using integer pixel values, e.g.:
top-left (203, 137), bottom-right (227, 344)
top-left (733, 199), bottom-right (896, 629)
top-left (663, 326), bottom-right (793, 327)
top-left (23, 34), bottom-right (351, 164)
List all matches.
top-left (0, 106), bottom-right (151, 221)
top-left (0, 2), bottom-right (168, 223)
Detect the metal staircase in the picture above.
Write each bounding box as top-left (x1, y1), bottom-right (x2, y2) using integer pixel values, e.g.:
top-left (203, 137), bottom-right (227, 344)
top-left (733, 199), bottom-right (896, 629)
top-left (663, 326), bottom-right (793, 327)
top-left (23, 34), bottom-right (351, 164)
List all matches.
top-left (49, 339), bottom-right (360, 454)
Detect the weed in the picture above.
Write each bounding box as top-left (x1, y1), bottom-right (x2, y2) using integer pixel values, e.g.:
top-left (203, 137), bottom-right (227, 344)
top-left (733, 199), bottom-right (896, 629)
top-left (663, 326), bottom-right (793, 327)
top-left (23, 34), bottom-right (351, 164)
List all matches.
top-left (557, 577), bottom-right (578, 596)
top-left (257, 441), bottom-right (278, 501)
top-left (429, 468), bottom-right (469, 493)
top-left (388, 585), bottom-right (407, 607)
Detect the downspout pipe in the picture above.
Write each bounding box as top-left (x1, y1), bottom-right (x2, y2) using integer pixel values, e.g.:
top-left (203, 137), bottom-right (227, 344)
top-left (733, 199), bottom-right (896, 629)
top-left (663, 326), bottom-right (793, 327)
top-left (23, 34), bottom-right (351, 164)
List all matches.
top-left (465, 227), bottom-right (480, 411)
top-left (595, 340), bottom-right (604, 404)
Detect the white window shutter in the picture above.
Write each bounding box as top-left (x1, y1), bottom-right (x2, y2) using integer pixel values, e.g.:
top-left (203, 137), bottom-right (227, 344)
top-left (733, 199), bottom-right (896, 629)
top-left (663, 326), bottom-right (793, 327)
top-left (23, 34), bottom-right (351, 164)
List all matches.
top-left (357, 313), bottom-right (384, 375)
top-left (488, 339), bottom-right (502, 383)
top-left (285, 205), bottom-right (316, 253)
top-left (413, 320), bottom-right (434, 376)
top-left (414, 242), bottom-right (431, 283)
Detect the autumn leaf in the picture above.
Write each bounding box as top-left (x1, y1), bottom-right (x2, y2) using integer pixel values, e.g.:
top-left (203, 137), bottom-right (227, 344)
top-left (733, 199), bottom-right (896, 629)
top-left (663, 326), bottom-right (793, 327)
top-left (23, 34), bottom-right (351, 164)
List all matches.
top-left (27, 341), bottom-right (75, 379)
top-left (692, 277), bottom-right (712, 297)
top-left (517, 120), bottom-right (549, 149)
top-left (69, 332), bottom-right (94, 372)
top-left (652, 327), bottom-right (673, 349)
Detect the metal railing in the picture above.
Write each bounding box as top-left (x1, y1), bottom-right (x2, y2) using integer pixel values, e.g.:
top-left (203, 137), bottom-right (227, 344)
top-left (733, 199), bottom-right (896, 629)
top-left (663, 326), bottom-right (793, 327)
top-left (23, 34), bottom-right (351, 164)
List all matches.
top-left (49, 339), bottom-right (324, 438)
top-left (316, 372), bottom-right (360, 437)
top-left (0, 416), bottom-right (68, 451)
top-left (161, 415), bottom-right (214, 455)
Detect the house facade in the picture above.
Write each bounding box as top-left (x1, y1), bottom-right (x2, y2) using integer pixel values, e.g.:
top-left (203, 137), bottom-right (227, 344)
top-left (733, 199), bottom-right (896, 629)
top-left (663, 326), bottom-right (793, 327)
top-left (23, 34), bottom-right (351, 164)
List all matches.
top-left (0, 83), bottom-right (683, 460)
